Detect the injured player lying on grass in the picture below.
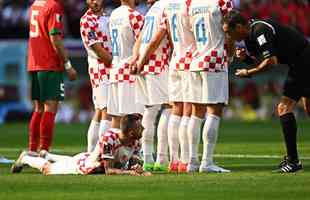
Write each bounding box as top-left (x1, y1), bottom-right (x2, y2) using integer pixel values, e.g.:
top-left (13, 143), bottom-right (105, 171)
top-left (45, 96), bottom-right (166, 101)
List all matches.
top-left (11, 115), bottom-right (151, 176)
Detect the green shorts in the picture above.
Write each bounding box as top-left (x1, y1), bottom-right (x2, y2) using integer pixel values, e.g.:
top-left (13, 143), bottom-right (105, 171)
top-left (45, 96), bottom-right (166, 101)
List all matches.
top-left (30, 71), bottom-right (65, 101)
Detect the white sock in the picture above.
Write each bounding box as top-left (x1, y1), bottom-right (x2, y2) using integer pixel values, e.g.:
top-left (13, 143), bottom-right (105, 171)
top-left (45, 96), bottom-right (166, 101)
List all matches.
top-left (99, 120), bottom-right (111, 137)
top-left (168, 114), bottom-right (181, 162)
top-left (156, 109), bottom-right (170, 165)
top-left (142, 105), bottom-right (161, 164)
top-left (87, 120), bottom-right (100, 152)
top-left (188, 116), bottom-right (204, 164)
top-left (179, 116), bottom-right (190, 164)
top-left (22, 155), bottom-right (48, 171)
top-left (201, 114), bottom-right (220, 166)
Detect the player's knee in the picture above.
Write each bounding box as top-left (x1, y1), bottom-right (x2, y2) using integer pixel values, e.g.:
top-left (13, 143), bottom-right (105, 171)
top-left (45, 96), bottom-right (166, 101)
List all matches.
top-left (277, 103), bottom-right (292, 116)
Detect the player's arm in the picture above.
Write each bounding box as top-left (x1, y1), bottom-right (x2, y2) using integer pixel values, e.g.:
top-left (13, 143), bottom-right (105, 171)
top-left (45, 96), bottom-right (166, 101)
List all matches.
top-left (48, 5), bottom-right (77, 81)
top-left (91, 43), bottom-right (112, 67)
top-left (104, 160), bottom-right (151, 176)
top-left (136, 28), bottom-right (166, 70)
top-left (235, 26), bottom-right (277, 78)
top-left (50, 35), bottom-right (77, 81)
top-left (129, 33), bottom-right (143, 74)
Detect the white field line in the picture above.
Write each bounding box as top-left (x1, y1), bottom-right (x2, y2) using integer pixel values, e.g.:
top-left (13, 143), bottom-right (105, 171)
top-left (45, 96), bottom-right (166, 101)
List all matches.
top-left (2, 148), bottom-right (310, 160)
top-left (214, 154), bottom-right (310, 160)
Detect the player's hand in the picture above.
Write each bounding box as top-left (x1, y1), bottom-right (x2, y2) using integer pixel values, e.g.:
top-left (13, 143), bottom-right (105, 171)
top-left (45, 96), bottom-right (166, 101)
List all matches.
top-left (141, 171), bottom-right (152, 176)
top-left (235, 69), bottom-right (251, 78)
top-left (235, 47), bottom-right (247, 61)
top-left (302, 97), bottom-right (310, 117)
top-left (130, 63), bottom-right (138, 75)
top-left (66, 68), bottom-right (77, 81)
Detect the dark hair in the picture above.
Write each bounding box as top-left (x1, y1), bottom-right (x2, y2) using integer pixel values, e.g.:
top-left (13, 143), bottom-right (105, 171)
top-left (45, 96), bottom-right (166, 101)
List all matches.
top-left (120, 114), bottom-right (142, 139)
top-left (223, 10), bottom-right (248, 29)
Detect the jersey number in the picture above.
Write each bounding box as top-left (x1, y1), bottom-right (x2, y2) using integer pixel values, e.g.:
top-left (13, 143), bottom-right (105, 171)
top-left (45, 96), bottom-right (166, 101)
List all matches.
top-left (171, 14), bottom-right (179, 42)
top-left (195, 17), bottom-right (208, 45)
top-left (30, 10), bottom-right (39, 38)
top-left (111, 29), bottom-right (119, 56)
top-left (142, 16), bottom-right (155, 43)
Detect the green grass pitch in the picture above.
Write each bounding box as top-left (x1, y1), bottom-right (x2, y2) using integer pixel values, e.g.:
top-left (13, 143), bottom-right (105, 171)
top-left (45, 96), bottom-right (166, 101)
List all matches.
top-left (1, 120), bottom-right (310, 200)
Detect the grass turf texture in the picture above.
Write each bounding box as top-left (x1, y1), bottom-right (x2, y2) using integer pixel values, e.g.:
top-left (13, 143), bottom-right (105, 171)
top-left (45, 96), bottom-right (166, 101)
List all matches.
top-left (0, 120), bottom-right (310, 200)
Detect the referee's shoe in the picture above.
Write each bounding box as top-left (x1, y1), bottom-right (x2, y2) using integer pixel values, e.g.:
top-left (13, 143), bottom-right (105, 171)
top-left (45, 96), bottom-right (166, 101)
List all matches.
top-left (274, 158), bottom-right (303, 173)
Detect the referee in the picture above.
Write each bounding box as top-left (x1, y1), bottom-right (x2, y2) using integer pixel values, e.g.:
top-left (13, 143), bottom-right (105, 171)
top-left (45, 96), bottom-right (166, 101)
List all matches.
top-left (223, 10), bottom-right (310, 173)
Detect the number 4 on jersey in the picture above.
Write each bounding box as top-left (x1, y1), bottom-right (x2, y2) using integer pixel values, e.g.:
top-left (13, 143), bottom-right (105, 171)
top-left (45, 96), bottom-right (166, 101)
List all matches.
top-left (195, 17), bottom-right (207, 45)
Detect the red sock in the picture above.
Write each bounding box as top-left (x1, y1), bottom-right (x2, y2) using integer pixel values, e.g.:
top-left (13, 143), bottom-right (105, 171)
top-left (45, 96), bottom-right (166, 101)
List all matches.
top-left (39, 112), bottom-right (56, 151)
top-left (28, 112), bottom-right (42, 152)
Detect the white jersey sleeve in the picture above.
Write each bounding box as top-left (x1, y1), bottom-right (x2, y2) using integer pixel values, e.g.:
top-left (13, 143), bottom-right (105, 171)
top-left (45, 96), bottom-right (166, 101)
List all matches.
top-left (189, 0), bottom-right (233, 72)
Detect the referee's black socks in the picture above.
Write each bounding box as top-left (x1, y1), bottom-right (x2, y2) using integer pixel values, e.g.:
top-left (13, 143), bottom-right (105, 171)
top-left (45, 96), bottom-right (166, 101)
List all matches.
top-left (279, 113), bottom-right (299, 163)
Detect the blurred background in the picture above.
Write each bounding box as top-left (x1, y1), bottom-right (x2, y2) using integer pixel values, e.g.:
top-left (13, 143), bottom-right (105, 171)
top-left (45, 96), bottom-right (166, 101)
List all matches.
top-left (0, 0), bottom-right (309, 124)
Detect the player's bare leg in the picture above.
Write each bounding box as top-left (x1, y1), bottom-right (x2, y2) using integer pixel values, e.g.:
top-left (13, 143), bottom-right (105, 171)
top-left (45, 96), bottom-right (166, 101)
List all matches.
top-left (178, 103), bottom-right (192, 172)
top-left (199, 104), bottom-right (230, 173)
top-left (302, 97), bottom-right (310, 117)
top-left (187, 103), bottom-right (205, 172)
top-left (39, 100), bottom-right (59, 152)
top-left (28, 100), bottom-right (43, 153)
top-left (167, 102), bottom-right (183, 172)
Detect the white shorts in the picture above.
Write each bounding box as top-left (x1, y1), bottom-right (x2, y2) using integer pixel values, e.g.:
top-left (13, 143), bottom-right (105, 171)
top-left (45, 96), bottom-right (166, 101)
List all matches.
top-left (168, 70), bottom-right (188, 103)
top-left (184, 71), bottom-right (229, 104)
top-left (136, 72), bottom-right (169, 106)
top-left (92, 83), bottom-right (109, 110)
top-left (107, 82), bottom-right (144, 116)
top-left (47, 153), bottom-right (82, 175)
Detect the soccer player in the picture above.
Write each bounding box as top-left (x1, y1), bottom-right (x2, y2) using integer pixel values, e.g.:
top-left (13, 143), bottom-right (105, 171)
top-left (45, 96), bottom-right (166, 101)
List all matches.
top-left (223, 10), bottom-right (310, 173)
top-left (80, 0), bottom-right (112, 152)
top-left (130, 0), bottom-right (172, 172)
top-left (185, 0), bottom-right (233, 173)
top-left (136, 0), bottom-right (195, 172)
top-left (107, 0), bottom-right (144, 133)
top-left (27, 0), bottom-right (77, 153)
top-left (11, 115), bottom-right (150, 176)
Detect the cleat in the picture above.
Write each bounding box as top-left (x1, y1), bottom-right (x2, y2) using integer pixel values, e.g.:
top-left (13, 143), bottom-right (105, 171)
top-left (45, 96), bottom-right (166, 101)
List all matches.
top-left (187, 161), bottom-right (200, 173)
top-left (199, 164), bottom-right (231, 173)
top-left (143, 163), bottom-right (154, 172)
top-left (153, 163), bottom-right (168, 172)
top-left (273, 161), bottom-right (303, 173)
top-left (168, 161), bottom-right (179, 173)
top-left (11, 151), bottom-right (27, 173)
top-left (278, 156), bottom-right (289, 168)
top-left (178, 162), bottom-right (188, 173)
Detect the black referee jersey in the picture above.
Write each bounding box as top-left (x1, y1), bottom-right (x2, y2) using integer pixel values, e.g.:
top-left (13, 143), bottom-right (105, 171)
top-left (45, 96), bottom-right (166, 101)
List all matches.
top-left (244, 19), bottom-right (310, 66)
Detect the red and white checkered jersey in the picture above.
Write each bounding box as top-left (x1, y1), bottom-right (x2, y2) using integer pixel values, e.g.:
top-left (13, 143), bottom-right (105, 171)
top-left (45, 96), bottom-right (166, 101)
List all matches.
top-left (80, 9), bottom-right (112, 88)
top-left (76, 128), bottom-right (139, 175)
top-left (139, 0), bottom-right (171, 75)
top-left (109, 5), bottom-right (144, 83)
top-left (188, 0), bottom-right (233, 72)
top-left (160, 0), bottom-right (196, 71)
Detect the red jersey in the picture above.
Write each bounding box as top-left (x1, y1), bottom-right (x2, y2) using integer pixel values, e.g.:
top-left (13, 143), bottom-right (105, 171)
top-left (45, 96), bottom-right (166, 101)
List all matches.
top-left (27, 0), bottom-right (65, 72)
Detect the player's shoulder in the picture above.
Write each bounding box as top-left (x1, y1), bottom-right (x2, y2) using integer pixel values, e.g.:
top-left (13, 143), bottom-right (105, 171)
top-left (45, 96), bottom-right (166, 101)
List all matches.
top-left (80, 9), bottom-right (96, 25)
top-left (251, 20), bottom-right (276, 36)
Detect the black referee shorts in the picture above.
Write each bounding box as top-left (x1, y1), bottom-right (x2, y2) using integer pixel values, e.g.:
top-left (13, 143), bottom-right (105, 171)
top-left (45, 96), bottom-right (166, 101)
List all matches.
top-left (283, 46), bottom-right (310, 101)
